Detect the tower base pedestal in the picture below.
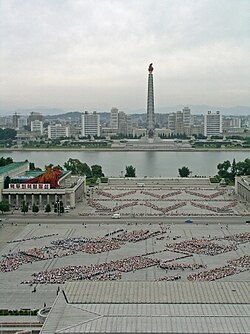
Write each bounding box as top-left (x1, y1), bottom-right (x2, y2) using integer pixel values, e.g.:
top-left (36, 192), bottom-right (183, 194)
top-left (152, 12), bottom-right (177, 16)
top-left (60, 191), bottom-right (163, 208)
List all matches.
top-left (140, 134), bottom-right (162, 143)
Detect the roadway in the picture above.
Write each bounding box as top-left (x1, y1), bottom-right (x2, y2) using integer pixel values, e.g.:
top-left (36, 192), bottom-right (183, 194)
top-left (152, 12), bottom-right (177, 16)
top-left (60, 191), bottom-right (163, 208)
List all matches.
top-left (2, 214), bottom-right (249, 225)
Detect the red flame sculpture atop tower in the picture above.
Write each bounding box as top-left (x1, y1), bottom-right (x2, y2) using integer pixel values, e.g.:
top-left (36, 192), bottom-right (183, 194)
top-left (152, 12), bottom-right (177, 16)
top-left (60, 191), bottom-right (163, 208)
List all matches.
top-left (148, 63), bottom-right (154, 73)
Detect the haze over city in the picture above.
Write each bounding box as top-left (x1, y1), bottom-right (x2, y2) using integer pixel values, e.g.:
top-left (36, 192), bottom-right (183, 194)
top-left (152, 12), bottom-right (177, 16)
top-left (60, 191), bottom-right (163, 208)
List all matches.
top-left (0, 0), bottom-right (250, 113)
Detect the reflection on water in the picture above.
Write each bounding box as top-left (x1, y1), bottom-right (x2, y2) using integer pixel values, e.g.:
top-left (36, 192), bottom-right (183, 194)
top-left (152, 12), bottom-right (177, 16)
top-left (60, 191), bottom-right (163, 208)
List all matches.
top-left (1, 151), bottom-right (249, 177)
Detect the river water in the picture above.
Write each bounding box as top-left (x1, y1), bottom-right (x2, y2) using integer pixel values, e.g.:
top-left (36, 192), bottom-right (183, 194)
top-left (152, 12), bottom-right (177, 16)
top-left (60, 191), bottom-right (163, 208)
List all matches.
top-left (1, 150), bottom-right (249, 177)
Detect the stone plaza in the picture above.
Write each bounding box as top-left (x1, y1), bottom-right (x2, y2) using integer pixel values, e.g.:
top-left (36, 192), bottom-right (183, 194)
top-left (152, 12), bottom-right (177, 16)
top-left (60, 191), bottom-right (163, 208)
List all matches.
top-left (0, 220), bottom-right (249, 311)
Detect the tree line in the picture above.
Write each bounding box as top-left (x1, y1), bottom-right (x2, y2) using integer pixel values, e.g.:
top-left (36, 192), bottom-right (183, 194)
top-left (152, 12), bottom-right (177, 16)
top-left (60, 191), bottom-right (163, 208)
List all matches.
top-left (0, 128), bottom-right (17, 141)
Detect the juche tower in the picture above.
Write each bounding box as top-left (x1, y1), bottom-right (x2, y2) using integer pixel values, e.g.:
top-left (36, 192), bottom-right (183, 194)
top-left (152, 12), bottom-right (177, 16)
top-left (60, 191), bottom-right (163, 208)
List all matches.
top-left (146, 63), bottom-right (155, 138)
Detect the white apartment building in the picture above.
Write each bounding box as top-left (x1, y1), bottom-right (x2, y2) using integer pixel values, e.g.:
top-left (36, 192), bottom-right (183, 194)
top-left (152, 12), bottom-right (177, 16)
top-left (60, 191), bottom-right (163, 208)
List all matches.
top-left (204, 111), bottom-right (222, 137)
top-left (110, 107), bottom-right (119, 129)
top-left (183, 107), bottom-right (191, 128)
top-left (167, 107), bottom-right (191, 135)
top-left (48, 124), bottom-right (70, 139)
top-left (81, 111), bottom-right (100, 137)
top-left (31, 120), bottom-right (43, 135)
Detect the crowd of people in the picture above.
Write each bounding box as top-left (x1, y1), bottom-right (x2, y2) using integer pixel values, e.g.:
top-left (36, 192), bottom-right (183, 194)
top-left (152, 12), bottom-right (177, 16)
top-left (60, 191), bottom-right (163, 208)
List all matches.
top-left (143, 201), bottom-right (186, 214)
top-left (87, 272), bottom-right (122, 281)
top-left (160, 261), bottom-right (206, 270)
top-left (187, 265), bottom-right (245, 281)
top-left (185, 189), bottom-right (226, 199)
top-left (223, 232), bottom-right (250, 244)
top-left (227, 255), bottom-right (250, 268)
top-left (87, 199), bottom-right (110, 212)
top-left (2, 220), bottom-right (249, 283)
top-left (186, 254), bottom-right (250, 281)
top-left (0, 227), bottom-right (168, 272)
top-left (81, 239), bottom-right (124, 254)
top-left (157, 275), bottom-right (181, 281)
top-left (21, 255), bottom-right (159, 284)
top-left (166, 239), bottom-right (237, 256)
top-left (190, 200), bottom-right (237, 213)
top-left (104, 229), bottom-right (125, 238)
top-left (7, 233), bottom-right (58, 244)
top-left (96, 189), bottom-right (137, 199)
top-left (0, 253), bottom-right (36, 272)
top-left (51, 236), bottom-right (92, 249)
top-left (84, 186), bottom-right (240, 217)
top-left (111, 201), bottom-right (138, 212)
top-left (115, 229), bottom-right (164, 243)
top-left (140, 190), bottom-right (182, 199)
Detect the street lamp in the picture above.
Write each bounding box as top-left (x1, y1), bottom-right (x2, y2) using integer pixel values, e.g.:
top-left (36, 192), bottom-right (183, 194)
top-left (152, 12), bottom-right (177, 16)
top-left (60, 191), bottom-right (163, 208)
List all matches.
top-left (56, 197), bottom-right (60, 216)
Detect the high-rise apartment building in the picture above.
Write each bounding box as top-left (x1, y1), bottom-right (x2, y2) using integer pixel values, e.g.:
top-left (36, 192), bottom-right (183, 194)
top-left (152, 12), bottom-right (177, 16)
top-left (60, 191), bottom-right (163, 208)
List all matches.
top-left (175, 111), bottom-right (184, 134)
top-left (204, 111), bottom-right (222, 137)
top-left (27, 112), bottom-right (43, 126)
top-left (126, 115), bottom-right (133, 136)
top-left (110, 108), bottom-right (119, 129)
top-left (168, 113), bottom-right (176, 131)
top-left (48, 124), bottom-right (70, 139)
top-left (183, 107), bottom-right (191, 127)
top-left (12, 113), bottom-right (20, 129)
top-left (81, 111), bottom-right (100, 137)
top-left (118, 111), bottom-right (127, 135)
top-left (167, 107), bottom-right (192, 135)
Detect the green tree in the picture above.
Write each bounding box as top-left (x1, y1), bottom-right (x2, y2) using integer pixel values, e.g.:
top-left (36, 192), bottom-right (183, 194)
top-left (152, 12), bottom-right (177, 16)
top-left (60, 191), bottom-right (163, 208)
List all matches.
top-left (178, 166), bottom-right (191, 177)
top-left (4, 176), bottom-right (11, 189)
top-left (91, 164), bottom-right (104, 178)
top-left (0, 128), bottom-right (17, 140)
top-left (81, 163), bottom-right (92, 178)
top-left (125, 165), bottom-right (136, 177)
top-left (29, 162), bottom-right (41, 171)
top-left (64, 158), bottom-right (92, 177)
top-left (32, 203), bottom-right (39, 214)
top-left (45, 203), bottom-right (51, 214)
top-left (0, 157), bottom-right (13, 167)
top-left (236, 158), bottom-right (250, 176)
top-left (0, 200), bottom-right (10, 214)
top-left (21, 201), bottom-right (29, 215)
top-left (217, 160), bottom-right (231, 179)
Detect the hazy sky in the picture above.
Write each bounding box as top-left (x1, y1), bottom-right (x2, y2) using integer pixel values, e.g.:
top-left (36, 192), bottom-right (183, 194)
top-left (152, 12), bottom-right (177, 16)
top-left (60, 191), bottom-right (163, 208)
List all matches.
top-left (0, 0), bottom-right (249, 112)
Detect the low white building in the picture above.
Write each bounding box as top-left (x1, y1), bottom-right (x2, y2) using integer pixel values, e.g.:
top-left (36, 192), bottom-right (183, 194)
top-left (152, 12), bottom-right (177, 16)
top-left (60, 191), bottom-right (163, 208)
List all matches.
top-left (235, 176), bottom-right (250, 203)
top-left (48, 124), bottom-right (70, 139)
top-left (31, 120), bottom-right (43, 135)
top-left (0, 162), bottom-right (86, 209)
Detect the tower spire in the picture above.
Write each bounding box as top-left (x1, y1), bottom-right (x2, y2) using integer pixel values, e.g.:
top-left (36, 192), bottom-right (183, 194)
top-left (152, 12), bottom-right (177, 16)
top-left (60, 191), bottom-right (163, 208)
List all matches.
top-left (146, 63), bottom-right (155, 138)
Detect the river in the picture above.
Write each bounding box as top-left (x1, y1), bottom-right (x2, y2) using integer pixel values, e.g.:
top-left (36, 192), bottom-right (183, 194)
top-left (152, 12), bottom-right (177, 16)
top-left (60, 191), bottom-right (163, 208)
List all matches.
top-left (1, 150), bottom-right (249, 177)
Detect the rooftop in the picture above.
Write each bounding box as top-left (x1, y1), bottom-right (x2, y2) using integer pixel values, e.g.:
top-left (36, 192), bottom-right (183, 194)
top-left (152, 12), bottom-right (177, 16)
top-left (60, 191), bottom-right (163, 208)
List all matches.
top-left (41, 281), bottom-right (250, 334)
top-left (64, 281), bottom-right (250, 304)
top-left (0, 161), bottom-right (28, 175)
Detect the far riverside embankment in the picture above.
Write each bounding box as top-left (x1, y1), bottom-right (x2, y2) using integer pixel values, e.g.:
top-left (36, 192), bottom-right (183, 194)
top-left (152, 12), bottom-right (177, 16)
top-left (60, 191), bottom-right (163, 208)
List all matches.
top-left (0, 146), bottom-right (250, 152)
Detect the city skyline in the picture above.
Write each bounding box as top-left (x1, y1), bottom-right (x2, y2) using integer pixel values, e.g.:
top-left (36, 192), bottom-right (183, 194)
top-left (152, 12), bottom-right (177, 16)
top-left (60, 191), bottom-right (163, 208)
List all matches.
top-left (0, 0), bottom-right (250, 112)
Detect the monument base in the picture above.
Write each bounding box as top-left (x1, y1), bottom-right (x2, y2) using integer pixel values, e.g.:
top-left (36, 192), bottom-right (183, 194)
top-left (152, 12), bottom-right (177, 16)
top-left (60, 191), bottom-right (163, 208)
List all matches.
top-left (139, 134), bottom-right (162, 143)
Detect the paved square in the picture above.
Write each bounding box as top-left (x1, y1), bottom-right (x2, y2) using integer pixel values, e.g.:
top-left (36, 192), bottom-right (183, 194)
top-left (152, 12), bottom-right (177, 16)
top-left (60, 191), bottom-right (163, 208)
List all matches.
top-left (0, 221), bottom-right (249, 310)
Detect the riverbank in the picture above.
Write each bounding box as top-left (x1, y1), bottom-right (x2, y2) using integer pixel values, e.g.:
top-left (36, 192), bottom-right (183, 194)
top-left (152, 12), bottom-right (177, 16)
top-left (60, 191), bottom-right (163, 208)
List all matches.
top-left (1, 147), bottom-right (250, 152)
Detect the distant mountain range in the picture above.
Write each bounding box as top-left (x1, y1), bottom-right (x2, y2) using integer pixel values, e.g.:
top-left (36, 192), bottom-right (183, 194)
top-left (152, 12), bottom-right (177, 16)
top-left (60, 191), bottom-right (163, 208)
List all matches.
top-left (0, 105), bottom-right (249, 116)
